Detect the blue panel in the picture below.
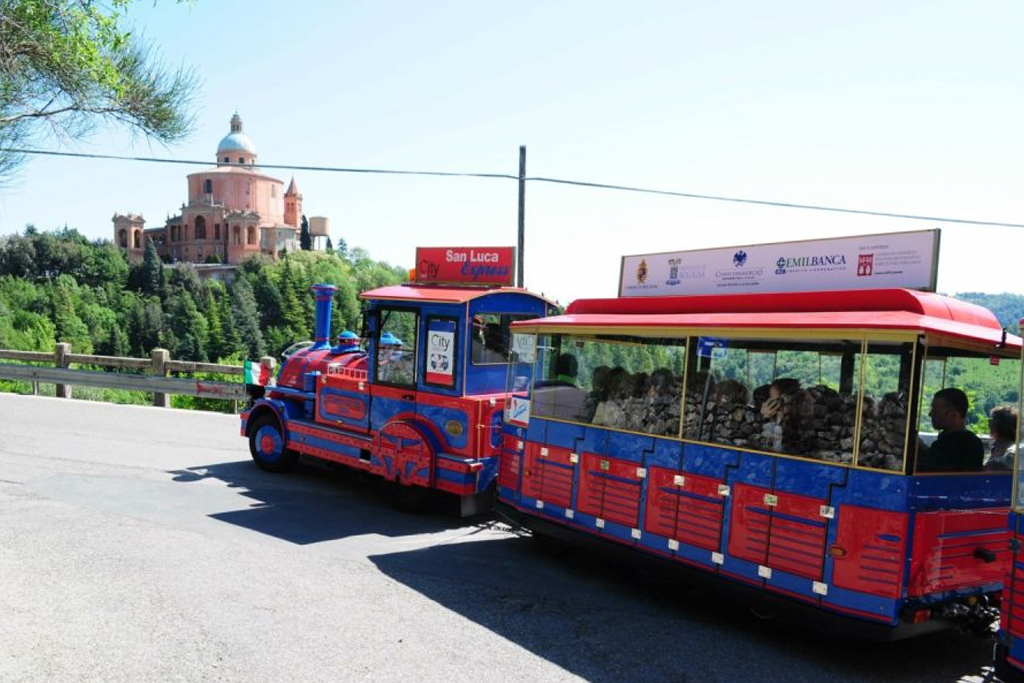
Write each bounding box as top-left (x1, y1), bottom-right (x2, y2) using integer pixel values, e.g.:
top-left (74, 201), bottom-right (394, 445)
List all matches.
top-left (545, 420), bottom-right (587, 449)
top-left (768, 570), bottom-right (819, 604)
top-left (370, 396), bottom-right (416, 430)
top-left (908, 473), bottom-right (1011, 511)
top-left (839, 469), bottom-right (909, 511)
top-left (677, 542), bottom-right (718, 569)
top-left (435, 468), bottom-right (474, 485)
top-left (607, 431), bottom-right (654, 464)
top-left (720, 554), bottom-right (763, 585)
top-left (600, 519), bottom-right (639, 547)
top-left (416, 404), bottom-right (469, 450)
top-left (477, 456), bottom-right (499, 492)
top-left (526, 416), bottom-right (547, 444)
top-left (578, 426), bottom-right (608, 455)
top-left (729, 451), bottom-right (774, 486)
top-left (464, 292), bottom-right (549, 396)
top-left (648, 438), bottom-right (683, 470)
top-left (773, 458), bottom-right (847, 498)
top-left (821, 585), bottom-right (900, 626)
top-left (682, 443), bottom-right (741, 478)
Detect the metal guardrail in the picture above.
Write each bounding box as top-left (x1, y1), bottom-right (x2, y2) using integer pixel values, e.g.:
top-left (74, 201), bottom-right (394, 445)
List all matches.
top-left (0, 344), bottom-right (274, 406)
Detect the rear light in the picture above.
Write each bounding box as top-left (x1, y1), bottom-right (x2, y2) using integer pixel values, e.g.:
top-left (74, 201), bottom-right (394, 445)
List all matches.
top-left (911, 608), bottom-right (932, 624)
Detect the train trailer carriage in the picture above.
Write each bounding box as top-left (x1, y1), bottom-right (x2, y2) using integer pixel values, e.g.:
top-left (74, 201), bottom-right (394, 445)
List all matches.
top-left (995, 316), bottom-right (1024, 681)
top-left (500, 288), bottom-right (1022, 639)
top-left (241, 280), bottom-right (552, 516)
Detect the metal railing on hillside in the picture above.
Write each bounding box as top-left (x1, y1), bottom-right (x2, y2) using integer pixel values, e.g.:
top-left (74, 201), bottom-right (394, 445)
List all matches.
top-left (0, 343), bottom-right (276, 407)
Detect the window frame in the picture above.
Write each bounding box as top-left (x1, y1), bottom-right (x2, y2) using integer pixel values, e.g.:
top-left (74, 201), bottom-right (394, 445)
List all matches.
top-left (373, 306), bottom-right (420, 389)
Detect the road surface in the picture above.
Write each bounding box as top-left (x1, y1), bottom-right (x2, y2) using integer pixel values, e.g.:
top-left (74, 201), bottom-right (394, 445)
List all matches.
top-left (0, 393), bottom-right (1001, 682)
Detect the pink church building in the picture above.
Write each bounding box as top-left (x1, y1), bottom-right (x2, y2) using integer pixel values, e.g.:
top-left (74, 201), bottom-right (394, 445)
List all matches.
top-left (113, 113), bottom-right (310, 264)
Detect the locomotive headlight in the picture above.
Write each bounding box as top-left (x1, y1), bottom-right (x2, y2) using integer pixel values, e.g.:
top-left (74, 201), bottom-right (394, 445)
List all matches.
top-left (445, 420), bottom-right (464, 437)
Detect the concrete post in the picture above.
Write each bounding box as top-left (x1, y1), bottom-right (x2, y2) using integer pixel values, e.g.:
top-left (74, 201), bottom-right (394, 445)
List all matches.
top-left (151, 348), bottom-right (170, 408)
top-left (55, 342), bottom-right (72, 398)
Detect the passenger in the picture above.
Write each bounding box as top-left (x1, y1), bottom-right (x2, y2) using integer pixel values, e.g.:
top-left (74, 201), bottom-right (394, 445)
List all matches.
top-left (984, 405), bottom-right (1018, 472)
top-left (555, 353), bottom-right (579, 385)
top-left (377, 332), bottom-right (410, 383)
top-left (916, 388), bottom-right (984, 472)
top-left (332, 330), bottom-right (363, 355)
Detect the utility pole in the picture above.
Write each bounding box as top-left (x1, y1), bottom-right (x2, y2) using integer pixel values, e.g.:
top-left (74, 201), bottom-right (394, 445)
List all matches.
top-left (517, 145), bottom-right (526, 288)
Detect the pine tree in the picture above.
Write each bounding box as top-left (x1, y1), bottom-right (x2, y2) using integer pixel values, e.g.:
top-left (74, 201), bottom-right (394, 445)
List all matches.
top-left (299, 215), bottom-right (312, 251)
top-left (325, 237), bottom-right (334, 255)
top-left (142, 238), bottom-right (165, 298)
top-left (231, 275), bottom-right (264, 359)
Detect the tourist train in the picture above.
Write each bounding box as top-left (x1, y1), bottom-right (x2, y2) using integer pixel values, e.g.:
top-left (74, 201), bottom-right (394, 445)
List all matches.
top-left (242, 236), bottom-right (1021, 639)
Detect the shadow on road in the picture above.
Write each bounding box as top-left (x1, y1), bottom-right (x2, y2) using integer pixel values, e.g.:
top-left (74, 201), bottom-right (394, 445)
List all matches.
top-left (168, 455), bottom-right (479, 544)
top-left (369, 536), bottom-right (998, 683)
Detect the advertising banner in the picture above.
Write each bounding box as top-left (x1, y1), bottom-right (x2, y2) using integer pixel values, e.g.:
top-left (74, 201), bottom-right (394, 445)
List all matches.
top-left (425, 318), bottom-right (456, 386)
top-left (619, 229), bottom-right (939, 297)
top-left (415, 246), bottom-right (515, 286)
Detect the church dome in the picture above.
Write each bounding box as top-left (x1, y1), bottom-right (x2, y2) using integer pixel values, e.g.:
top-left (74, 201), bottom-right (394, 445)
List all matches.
top-left (216, 113), bottom-right (257, 156)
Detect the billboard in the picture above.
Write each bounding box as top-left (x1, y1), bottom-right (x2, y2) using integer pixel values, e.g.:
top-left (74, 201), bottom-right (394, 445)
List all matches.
top-left (619, 229), bottom-right (940, 297)
top-left (415, 246), bottom-right (515, 286)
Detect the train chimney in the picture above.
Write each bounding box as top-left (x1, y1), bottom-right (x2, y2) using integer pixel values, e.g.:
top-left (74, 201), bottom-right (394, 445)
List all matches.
top-left (310, 284), bottom-right (337, 350)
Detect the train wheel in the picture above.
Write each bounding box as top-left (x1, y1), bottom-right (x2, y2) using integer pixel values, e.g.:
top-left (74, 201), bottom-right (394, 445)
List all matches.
top-left (249, 415), bottom-right (298, 473)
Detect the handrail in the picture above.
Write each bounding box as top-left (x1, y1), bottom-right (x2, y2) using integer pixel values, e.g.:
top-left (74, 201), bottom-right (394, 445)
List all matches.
top-left (0, 344), bottom-right (275, 407)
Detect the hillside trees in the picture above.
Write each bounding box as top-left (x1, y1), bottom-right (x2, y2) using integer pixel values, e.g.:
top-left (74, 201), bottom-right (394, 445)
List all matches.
top-left (0, 226), bottom-right (406, 365)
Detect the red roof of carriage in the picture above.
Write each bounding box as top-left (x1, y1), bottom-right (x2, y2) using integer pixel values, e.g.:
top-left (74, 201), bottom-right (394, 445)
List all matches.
top-left (516, 289), bottom-right (1021, 351)
top-left (361, 284), bottom-right (550, 305)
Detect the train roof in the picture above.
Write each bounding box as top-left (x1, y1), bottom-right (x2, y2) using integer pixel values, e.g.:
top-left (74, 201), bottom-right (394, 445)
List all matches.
top-left (361, 284), bottom-right (553, 305)
top-left (514, 288), bottom-right (1022, 352)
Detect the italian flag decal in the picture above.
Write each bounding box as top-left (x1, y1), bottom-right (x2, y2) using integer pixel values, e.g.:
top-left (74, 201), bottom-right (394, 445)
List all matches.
top-left (244, 360), bottom-right (272, 386)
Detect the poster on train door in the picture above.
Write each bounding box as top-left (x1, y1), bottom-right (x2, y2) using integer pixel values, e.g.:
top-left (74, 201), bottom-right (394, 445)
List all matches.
top-left (425, 319), bottom-right (456, 386)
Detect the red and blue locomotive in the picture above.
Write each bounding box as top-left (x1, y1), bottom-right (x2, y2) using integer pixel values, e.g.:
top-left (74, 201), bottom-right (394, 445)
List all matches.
top-left (240, 247), bottom-right (552, 515)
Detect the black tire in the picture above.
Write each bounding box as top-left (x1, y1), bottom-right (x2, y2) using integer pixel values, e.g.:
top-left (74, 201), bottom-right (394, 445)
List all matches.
top-left (248, 414), bottom-right (299, 473)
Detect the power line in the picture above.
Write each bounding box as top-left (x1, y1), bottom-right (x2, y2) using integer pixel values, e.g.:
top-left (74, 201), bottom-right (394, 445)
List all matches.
top-left (525, 176), bottom-right (1024, 229)
top-left (4, 146), bottom-right (1023, 229)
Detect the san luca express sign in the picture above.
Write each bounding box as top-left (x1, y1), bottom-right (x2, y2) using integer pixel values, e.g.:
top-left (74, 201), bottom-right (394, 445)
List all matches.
top-left (619, 229), bottom-right (940, 297)
top-left (415, 246), bottom-right (516, 286)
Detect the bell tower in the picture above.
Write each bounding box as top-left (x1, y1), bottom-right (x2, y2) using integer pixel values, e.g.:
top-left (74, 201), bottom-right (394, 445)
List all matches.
top-left (284, 177), bottom-right (302, 228)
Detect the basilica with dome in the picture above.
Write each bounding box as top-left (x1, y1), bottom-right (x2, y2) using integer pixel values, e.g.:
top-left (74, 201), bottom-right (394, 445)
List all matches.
top-left (113, 113), bottom-right (313, 265)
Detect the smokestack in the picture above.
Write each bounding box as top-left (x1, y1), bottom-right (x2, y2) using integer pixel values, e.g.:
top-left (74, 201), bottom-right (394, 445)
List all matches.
top-left (310, 284), bottom-right (337, 350)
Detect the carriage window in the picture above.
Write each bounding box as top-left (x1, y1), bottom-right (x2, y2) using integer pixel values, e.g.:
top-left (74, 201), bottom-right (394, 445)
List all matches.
top-left (914, 351), bottom-right (1020, 474)
top-left (375, 309), bottom-right (418, 387)
top-left (471, 314), bottom-right (534, 365)
top-left (684, 337), bottom-right (864, 466)
top-left (858, 342), bottom-right (914, 472)
top-left (531, 334), bottom-right (686, 437)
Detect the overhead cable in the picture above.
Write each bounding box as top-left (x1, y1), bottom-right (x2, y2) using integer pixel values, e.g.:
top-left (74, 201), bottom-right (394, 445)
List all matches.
top-left (4, 146), bottom-right (1023, 229)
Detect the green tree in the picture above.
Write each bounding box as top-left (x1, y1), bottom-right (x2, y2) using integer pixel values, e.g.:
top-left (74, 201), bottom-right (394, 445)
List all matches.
top-left (0, 0), bottom-right (199, 181)
top-left (142, 237), bottom-right (166, 298)
top-left (231, 275), bottom-right (264, 359)
top-left (299, 214), bottom-right (312, 251)
top-left (325, 236), bottom-right (334, 255)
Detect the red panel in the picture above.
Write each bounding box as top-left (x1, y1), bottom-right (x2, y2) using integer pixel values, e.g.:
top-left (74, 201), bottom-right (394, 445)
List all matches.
top-left (831, 506), bottom-right (907, 599)
top-left (908, 509), bottom-right (1010, 596)
top-left (498, 434), bottom-right (522, 491)
top-left (728, 484), bottom-right (772, 565)
top-left (413, 247), bottom-right (515, 286)
top-left (675, 473), bottom-right (727, 551)
top-left (578, 453), bottom-right (642, 528)
top-left (373, 421), bottom-right (433, 487)
top-left (521, 442), bottom-right (544, 501)
top-left (643, 468), bottom-right (680, 539)
top-left (520, 443), bottom-right (575, 508)
top-left (766, 491), bottom-right (828, 581)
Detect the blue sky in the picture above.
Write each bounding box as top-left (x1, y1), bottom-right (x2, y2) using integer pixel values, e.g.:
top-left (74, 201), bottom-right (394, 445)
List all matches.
top-left (1, 0), bottom-right (1021, 303)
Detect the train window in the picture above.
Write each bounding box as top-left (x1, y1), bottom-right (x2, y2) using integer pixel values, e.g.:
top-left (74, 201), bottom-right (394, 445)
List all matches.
top-left (684, 337), bottom-right (863, 465)
top-left (375, 308), bottom-right (418, 387)
top-left (531, 333), bottom-right (686, 438)
top-left (471, 314), bottom-right (535, 365)
top-left (914, 350), bottom-right (1020, 474)
top-left (857, 342), bottom-right (914, 472)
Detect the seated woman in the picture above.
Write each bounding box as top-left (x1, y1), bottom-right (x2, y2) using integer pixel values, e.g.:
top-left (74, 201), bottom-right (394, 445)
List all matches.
top-left (984, 405), bottom-right (1018, 471)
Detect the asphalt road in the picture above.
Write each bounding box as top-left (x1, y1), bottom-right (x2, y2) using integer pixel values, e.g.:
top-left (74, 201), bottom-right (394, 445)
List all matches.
top-left (0, 393), bottom-right (1003, 683)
